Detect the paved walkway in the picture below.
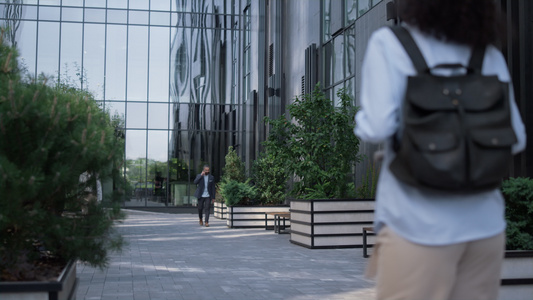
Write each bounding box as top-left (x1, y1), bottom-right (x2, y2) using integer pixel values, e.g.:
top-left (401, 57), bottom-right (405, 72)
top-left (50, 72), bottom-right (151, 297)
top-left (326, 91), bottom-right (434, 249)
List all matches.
top-left (76, 210), bottom-right (376, 300)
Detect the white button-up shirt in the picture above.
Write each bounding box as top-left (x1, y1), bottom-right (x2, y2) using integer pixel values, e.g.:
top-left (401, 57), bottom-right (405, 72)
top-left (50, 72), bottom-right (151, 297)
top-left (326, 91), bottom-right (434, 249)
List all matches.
top-left (354, 24), bottom-right (526, 246)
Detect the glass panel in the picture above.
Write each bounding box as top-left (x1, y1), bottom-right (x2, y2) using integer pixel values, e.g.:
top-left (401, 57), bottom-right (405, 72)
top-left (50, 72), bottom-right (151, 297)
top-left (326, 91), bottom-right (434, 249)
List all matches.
top-left (39, 6), bottom-right (60, 21)
top-left (346, 0), bottom-right (357, 24)
top-left (126, 102), bottom-right (148, 129)
top-left (323, 0), bottom-right (331, 42)
top-left (85, 0), bottom-right (106, 8)
top-left (151, 0), bottom-right (170, 11)
top-left (14, 21), bottom-right (37, 76)
top-left (346, 76), bottom-right (356, 106)
top-left (323, 41), bottom-right (333, 88)
top-left (107, 0), bottom-right (127, 9)
top-left (147, 130), bottom-right (169, 206)
top-left (22, 5), bottom-right (38, 19)
top-left (333, 84), bottom-right (343, 107)
top-left (61, 7), bottom-right (83, 22)
top-left (62, 0), bottom-right (83, 7)
top-left (130, 0), bottom-right (149, 10)
top-left (105, 101), bottom-right (126, 119)
top-left (345, 26), bottom-right (355, 77)
top-left (150, 11), bottom-right (170, 26)
top-left (107, 9), bottom-right (127, 24)
top-left (84, 8), bottom-right (105, 23)
top-left (36, 21), bottom-right (60, 78)
top-left (358, 0), bottom-right (371, 17)
top-left (59, 22), bottom-right (82, 89)
top-left (39, 0), bottom-right (60, 5)
top-left (105, 25), bottom-right (127, 100)
top-left (149, 26), bottom-right (170, 102)
top-left (129, 10), bottom-right (148, 25)
top-left (333, 34), bottom-right (344, 84)
top-left (83, 24), bottom-right (105, 99)
top-left (127, 26), bottom-right (148, 101)
top-left (125, 130), bottom-right (147, 203)
top-left (148, 103), bottom-right (169, 129)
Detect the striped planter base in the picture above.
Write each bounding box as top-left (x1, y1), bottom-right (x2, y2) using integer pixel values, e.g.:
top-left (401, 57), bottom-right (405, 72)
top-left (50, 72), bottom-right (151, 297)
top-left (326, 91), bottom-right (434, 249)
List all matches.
top-left (214, 202), bottom-right (227, 219)
top-left (226, 205), bottom-right (290, 229)
top-left (290, 198), bottom-right (375, 249)
top-left (499, 250), bottom-right (533, 300)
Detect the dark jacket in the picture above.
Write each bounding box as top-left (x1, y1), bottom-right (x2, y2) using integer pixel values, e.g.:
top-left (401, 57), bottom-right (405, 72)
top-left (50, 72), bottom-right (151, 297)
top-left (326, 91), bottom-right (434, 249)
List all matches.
top-left (193, 174), bottom-right (216, 199)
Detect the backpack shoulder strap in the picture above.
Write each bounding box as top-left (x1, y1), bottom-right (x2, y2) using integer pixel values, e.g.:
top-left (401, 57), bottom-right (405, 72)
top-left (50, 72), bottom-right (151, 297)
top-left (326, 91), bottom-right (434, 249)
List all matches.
top-left (467, 46), bottom-right (486, 73)
top-left (389, 26), bottom-right (429, 73)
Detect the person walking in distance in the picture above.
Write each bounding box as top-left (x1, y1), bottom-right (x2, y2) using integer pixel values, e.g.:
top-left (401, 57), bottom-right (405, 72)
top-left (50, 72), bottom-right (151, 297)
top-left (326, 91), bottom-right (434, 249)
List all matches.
top-left (354, 1), bottom-right (526, 299)
top-left (194, 165), bottom-right (216, 227)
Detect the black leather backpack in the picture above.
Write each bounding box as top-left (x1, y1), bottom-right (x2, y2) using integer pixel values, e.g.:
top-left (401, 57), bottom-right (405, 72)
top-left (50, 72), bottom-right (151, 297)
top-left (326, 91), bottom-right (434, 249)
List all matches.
top-left (389, 26), bottom-right (517, 192)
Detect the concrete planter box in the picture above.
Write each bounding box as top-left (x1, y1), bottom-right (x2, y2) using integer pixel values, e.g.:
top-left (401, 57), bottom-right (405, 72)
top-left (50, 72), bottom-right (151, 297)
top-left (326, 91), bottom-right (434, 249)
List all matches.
top-left (290, 198), bottom-right (375, 249)
top-left (226, 205), bottom-right (290, 229)
top-left (0, 260), bottom-right (78, 300)
top-left (214, 202), bottom-right (227, 219)
top-left (499, 250), bottom-right (533, 300)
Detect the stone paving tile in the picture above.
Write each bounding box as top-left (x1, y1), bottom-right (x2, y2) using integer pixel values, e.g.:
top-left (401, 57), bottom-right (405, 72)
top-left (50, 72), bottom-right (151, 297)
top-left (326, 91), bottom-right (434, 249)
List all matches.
top-left (76, 209), bottom-right (376, 300)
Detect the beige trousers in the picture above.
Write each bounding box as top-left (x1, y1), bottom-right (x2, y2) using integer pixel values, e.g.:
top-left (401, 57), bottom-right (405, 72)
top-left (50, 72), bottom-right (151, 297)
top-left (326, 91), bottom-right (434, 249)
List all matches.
top-left (366, 226), bottom-right (505, 300)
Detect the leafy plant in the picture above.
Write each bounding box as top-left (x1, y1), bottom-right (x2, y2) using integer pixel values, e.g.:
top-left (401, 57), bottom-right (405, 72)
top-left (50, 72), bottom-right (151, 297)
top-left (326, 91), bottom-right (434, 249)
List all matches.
top-left (251, 152), bottom-right (288, 205)
top-left (355, 159), bottom-right (380, 199)
top-left (0, 29), bottom-right (125, 280)
top-left (221, 146), bottom-right (246, 183)
top-left (265, 84), bottom-right (361, 199)
top-left (501, 177), bottom-right (533, 250)
top-left (219, 179), bottom-right (258, 207)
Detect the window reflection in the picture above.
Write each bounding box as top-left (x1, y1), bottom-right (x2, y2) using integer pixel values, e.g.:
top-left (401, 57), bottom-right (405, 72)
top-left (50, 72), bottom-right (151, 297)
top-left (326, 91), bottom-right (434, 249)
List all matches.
top-left (105, 25), bottom-right (127, 100)
top-left (60, 22), bottom-right (82, 88)
top-left (37, 21), bottom-right (59, 77)
top-left (83, 24), bottom-right (105, 99)
top-left (127, 26), bottom-right (148, 101)
top-left (126, 102), bottom-right (148, 129)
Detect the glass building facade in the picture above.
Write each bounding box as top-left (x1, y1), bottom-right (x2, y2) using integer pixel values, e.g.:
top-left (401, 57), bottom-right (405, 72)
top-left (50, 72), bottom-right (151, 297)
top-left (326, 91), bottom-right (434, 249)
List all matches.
top-left (1, 0), bottom-right (251, 207)
top-left (5, 0), bottom-right (528, 208)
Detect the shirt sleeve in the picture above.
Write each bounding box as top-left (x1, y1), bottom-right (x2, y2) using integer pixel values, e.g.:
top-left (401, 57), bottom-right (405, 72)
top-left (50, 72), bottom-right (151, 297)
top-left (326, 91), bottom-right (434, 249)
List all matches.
top-left (354, 29), bottom-right (404, 143)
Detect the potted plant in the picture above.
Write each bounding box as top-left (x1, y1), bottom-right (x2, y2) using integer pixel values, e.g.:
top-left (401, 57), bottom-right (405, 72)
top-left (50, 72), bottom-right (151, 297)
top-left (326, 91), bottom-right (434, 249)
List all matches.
top-left (0, 29), bottom-right (125, 299)
top-left (266, 85), bottom-right (373, 248)
top-left (499, 177), bottom-right (533, 300)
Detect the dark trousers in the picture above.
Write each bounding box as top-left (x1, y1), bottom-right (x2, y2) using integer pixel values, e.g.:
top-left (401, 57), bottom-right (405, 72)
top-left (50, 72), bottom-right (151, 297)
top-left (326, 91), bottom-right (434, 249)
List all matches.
top-left (197, 197), bottom-right (211, 223)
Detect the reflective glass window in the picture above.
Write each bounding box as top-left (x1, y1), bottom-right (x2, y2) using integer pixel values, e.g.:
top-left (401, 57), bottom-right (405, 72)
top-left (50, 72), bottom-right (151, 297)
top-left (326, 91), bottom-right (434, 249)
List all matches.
top-left (148, 103), bottom-right (169, 129)
top-left (333, 34), bottom-right (344, 84)
top-left (36, 21), bottom-right (60, 77)
top-left (105, 25), bottom-right (127, 100)
top-left (129, 10), bottom-right (148, 25)
top-left (151, 0), bottom-right (171, 11)
top-left (39, 6), bottom-right (60, 21)
top-left (127, 26), bottom-right (148, 101)
top-left (148, 130), bottom-right (169, 168)
top-left (85, 0), bottom-right (106, 8)
top-left (22, 5), bottom-right (38, 20)
top-left (14, 21), bottom-right (37, 76)
top-left (126, 129), bottom-right (146, 161)
top-left (149, 26), bottom-right (170, 102)
top-left (345, 26), bottom-right (355, 77)
top-left (323, 0), bottom-right (331, 42)
top-left (346, 0), bottom-right (357, 24)
top-left (62, 0), bottom-right (83, 7)
top-left (150, 11), bottom-right (170, 26)
top-left (59, 22), bottom-right (82, 89)
top-left (126, 102), bottom-right (148, 129)
top-left (358, 0), bottom-right (371, 17)
top-left (107, 0), bottom-right (127, 9)
top-left (105, 101), bottom-right (126, 119)
top-left (61, 7), bottom-right (83, 22)
top-left (84, 8), bottom-right (105, 23)
top-left (130, 0), bottom-right (149, 10)
top-left (83, 24), bottom-right (105, 99)
top-left (39, 0), bottom-right (60, 6)
top-left (107, 9), bottom-right (127, 24)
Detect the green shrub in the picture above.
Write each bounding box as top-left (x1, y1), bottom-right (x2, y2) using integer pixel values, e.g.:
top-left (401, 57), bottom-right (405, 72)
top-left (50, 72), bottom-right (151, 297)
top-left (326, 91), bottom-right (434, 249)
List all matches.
top-left (0, 29), bottom-right (125, 280)
top-left (219, 179), bottom-right (257, 206)
top-left (265, 85), bottom-right (361, 199)
top-left (501, 177), bottom-right (533, 250)
top-left (222, 146), bottom-right (245, 183)
top-left (251, 152), bottom-right (288, 205)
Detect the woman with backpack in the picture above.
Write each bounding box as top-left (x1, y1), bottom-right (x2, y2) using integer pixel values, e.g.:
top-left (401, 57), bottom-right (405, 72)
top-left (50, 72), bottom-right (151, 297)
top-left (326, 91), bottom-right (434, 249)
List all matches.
top-left (354, 1), bottom-right (526, 299)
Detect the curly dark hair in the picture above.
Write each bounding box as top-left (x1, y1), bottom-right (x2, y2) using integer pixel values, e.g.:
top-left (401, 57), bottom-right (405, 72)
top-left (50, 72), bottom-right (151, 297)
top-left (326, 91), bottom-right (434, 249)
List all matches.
top-left (399, 0), bottom-right (505, 46)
